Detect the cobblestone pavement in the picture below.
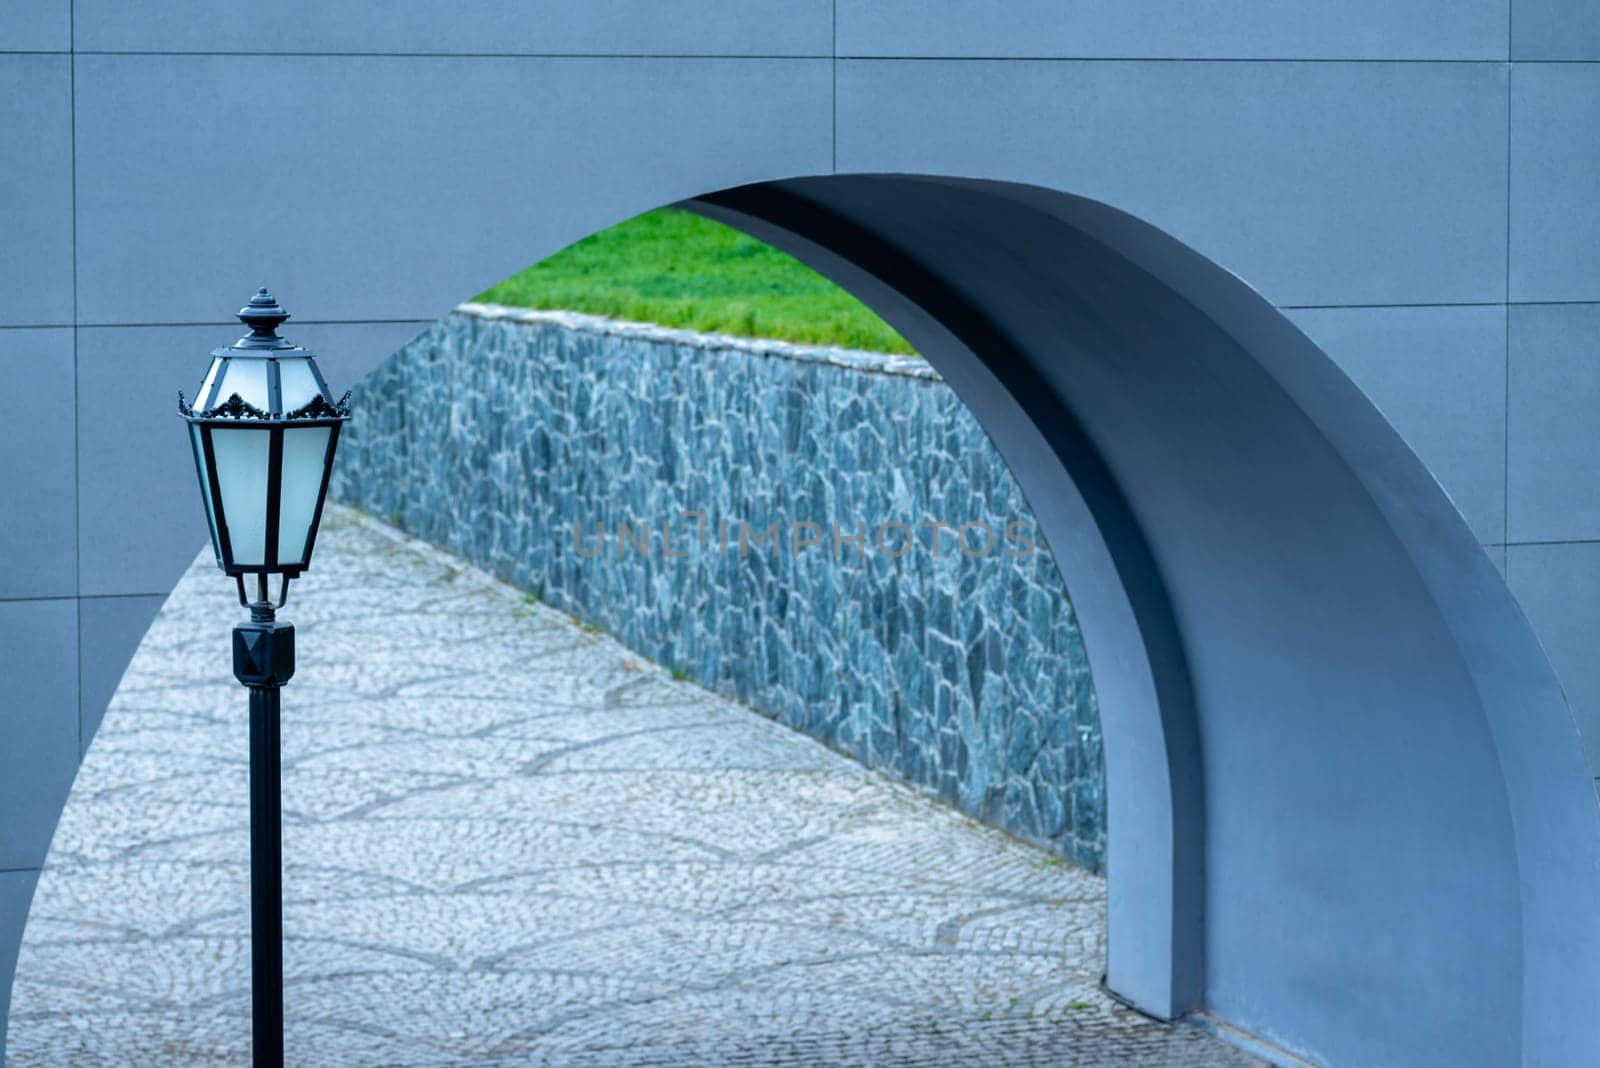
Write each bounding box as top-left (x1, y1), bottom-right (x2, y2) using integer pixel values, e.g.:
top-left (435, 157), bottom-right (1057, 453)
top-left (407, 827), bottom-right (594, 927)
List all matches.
top-left (10, 507), bottom-right (1258, 1067)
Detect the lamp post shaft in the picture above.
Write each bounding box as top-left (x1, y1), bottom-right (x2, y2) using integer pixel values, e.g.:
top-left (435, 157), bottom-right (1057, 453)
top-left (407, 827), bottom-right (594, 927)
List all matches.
top-left (248, 681), bottom-right (285, 1068)
top-left (183, 292), bottom-right (345, 1067)
top-left (234, 605), bottom-right (294, 1068)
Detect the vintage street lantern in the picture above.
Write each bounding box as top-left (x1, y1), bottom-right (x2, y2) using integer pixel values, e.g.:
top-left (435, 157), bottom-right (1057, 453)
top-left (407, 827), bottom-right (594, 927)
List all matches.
top-left (181, 288), bottom-right (348, 604)
top-left (179, 289), bottom-right (348, 1068)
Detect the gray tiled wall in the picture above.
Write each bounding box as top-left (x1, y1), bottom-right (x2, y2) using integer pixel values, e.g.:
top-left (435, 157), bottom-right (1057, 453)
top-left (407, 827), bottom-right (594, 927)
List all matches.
top-left (71, 55), bottom-right (832, 326)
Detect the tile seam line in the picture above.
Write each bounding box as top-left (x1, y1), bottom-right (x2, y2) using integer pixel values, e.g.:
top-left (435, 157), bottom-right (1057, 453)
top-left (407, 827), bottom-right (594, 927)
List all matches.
top-left (1501, 539), bottom-right (1600, 549)
top-left (16, 305), bottom-right (1600, 333)
top-left (19, 52), bottom-right (1596, 63)
top-left (1502, 49), bottom-right (1512, 562)
top-left (0, 593), bottom-right (172, 604)
top-left (36, 320), bottom-right (437, 330)
top-left (840, 55), bottom-right (1593, 64)
top-left (71, 0), bottom-right (82, 759)
top-left (57, 50), bottom-right (832, 59)
top-left (1281, 300), bottom-right (1600, 310)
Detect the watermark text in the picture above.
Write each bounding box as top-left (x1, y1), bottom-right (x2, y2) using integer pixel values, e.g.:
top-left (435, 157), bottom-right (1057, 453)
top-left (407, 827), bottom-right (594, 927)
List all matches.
top-left (570, 511), bottom-right (1036, 560)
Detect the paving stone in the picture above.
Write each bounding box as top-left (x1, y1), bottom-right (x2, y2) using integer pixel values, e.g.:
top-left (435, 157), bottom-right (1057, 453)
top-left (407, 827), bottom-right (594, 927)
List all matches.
top-left (8, 507), bottom-right (1255, 1066)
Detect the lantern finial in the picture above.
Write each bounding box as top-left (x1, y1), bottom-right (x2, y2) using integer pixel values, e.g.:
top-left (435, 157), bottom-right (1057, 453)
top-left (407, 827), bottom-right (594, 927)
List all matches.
top-left (236, 288), bottom-right (292, 348)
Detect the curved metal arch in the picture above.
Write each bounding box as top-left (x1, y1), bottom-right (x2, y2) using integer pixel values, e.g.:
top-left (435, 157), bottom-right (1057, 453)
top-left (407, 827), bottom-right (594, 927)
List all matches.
top-left (689, 175), bottom-right (1600, 1067)
top-left (688, 183), bottom-right (1207, 1022)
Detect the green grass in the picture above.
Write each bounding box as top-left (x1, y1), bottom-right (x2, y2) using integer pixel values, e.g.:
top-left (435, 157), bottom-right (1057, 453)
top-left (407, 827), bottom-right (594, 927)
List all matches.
top-left (475, 207), bottom-right (916, 355)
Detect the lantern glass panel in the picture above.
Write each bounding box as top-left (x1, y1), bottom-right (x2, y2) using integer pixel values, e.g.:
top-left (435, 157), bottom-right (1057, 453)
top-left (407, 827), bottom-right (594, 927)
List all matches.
top-left (216, 360), bottom-right (270, 412)
top-left (210, 426), bottom-right (271, 566)
top-left (277, 358), bottom-right (322, 414)
top-left (197, 358), bottom-right (224, 409)
top-left (277, 425), bottom-right (332, 567)
top-left (189, 422), bottom-right (222, 561)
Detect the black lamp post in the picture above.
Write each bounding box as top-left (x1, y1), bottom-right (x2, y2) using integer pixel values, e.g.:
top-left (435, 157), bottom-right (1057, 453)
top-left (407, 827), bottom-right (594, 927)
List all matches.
top-left (179, 289), bottom-right (349, 1067)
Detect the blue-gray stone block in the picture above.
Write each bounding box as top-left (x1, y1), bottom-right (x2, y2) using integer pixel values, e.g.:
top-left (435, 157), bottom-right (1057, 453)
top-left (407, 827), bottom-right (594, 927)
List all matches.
top-left (838, 0), bottom-right (1507, 60)
top-left (333, 308), bottom-right (1107, 869)
top-left (0, 56), bottom-right (73, 327)
top-left (836, 59), bottom-right (1508, 308)
top-left (1507, 303), bottom-right (1600, 544)
top-left (0, 329), bottom-right (75, 599)
top-left (0, 601), bottom-right (78, 871)
top-left (1511, 64), bottom-right (1600, 302)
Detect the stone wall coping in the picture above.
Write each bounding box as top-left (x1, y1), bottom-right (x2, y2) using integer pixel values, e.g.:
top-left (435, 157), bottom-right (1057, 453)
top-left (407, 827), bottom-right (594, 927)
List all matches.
top-left (455, 302), bottom-right (944, 382)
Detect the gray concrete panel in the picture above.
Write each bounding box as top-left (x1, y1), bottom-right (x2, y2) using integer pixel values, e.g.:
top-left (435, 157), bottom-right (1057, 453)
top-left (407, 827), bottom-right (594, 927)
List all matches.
top-left (282, 320), bottom-right (431, 401)
top-left (73, 54), bottom-right (832, 326)
top-left (0, 601), bottom-right (77, 871)
top-left (0, 56), bottom-right (72, 327)
top-left (1512, 0), bottom-right (1600, 59)
top-left (1287, 305), bottom-right (1506, 545)
top-left (72, 1), bottom-right (832, 56)
top-left (837, 60), bottom-right (1508, 308)
top-left (1508, 303), bottom-right (1600, 543)
top-left (1508, 541), bottom-right (1600, 769)
top-left (76, 594), bottom-right (163, 757)
top-left (838, 0), bottom-right (1507, 60)
top-left (0, 1), bottom-right (68, 52)
top-left (1511, 63), bottom-right (1600, 301)
top-left (75, 326), bottom-right (224, 599)
top-left (0, 329), bottom-right (75, 600)
top-left (76, 321), bottom-right (428, 598)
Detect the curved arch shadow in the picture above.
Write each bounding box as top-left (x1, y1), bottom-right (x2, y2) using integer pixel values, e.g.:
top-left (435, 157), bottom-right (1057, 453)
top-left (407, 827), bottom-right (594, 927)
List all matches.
top-left (689, 175), bottom-right (1600, 1068)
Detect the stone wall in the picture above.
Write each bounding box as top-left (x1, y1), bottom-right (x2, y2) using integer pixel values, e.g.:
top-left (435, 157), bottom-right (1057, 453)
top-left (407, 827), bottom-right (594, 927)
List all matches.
top-left (333, 305), bottom-right (1105, 870)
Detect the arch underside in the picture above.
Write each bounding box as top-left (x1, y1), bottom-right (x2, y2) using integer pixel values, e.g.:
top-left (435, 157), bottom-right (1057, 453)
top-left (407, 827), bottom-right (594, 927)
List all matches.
top-left (691, 176), bottom-right (1600, 1068)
